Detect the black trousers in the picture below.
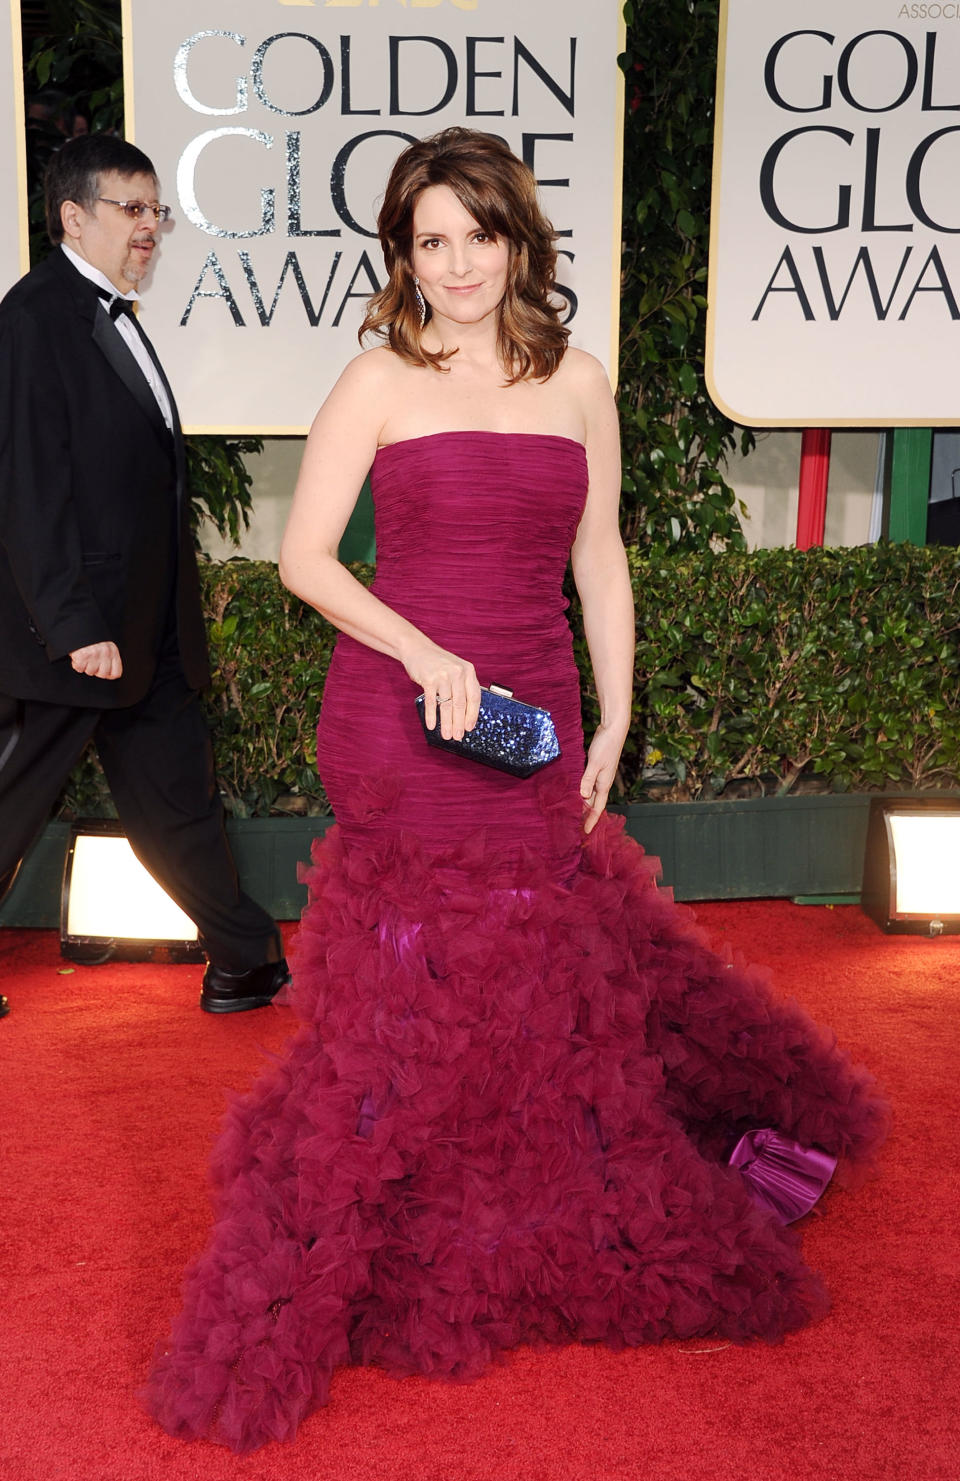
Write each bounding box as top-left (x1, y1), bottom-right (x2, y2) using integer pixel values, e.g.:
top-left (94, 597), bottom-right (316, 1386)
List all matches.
top-left (0, 643), bottom-right (279, 971)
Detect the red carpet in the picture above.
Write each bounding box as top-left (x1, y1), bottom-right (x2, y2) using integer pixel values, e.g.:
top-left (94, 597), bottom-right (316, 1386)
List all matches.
top-left (1, 901), bottom-right (957, 1481)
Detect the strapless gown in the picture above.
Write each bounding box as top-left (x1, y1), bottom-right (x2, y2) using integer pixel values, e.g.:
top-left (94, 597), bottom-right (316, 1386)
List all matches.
top-left (145, 433), bottom-right (887, 1452)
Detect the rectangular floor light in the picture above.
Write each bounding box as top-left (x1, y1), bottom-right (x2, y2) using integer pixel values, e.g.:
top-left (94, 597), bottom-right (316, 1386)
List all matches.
top-left (861, 797), bottom-right (960, 935)
top-left (61, 820), bottom-right (204, 963)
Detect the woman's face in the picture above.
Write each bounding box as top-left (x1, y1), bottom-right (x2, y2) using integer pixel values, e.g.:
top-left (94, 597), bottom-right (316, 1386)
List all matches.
top-left (410, 184), bottom-right (510, 330)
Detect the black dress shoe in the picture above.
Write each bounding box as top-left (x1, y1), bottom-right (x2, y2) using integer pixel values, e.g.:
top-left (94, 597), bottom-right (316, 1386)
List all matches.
top-left (0, 995), bottom-right (9, 1019)
top-left (200, 957), bottom-right (290, 1014)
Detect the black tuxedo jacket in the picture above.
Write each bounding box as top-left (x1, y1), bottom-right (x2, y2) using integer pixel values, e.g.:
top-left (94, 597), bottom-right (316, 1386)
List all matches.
top-left (0, 247), bottom-right (209, 707)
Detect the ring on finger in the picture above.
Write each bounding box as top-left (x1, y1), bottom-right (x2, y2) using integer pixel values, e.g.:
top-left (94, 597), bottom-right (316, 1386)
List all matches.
top-left (438, 695), bottom-right (454, 703)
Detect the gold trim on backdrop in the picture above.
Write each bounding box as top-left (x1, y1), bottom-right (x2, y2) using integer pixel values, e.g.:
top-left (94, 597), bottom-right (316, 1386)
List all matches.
top-left (607, 2), bottom-right (627, 393)
top-left (121, 0), bottom-right (135, 142)
top-left (699, 412), bottom-right (952, 429)
top-left (183, 425), bottom-right (310, 437)
top-left (704, 0), bottom-right (729, 426)
top-left (9, 0), bottom-right (28, 275)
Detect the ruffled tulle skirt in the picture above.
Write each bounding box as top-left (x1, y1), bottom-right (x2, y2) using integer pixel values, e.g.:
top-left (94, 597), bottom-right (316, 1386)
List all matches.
top-left (144, 812), bottom-right (887, 1453)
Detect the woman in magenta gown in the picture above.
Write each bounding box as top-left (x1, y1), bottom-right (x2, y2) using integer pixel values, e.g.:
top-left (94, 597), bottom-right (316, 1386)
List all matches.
top-left (145, 130), bottom-right (886, 1452)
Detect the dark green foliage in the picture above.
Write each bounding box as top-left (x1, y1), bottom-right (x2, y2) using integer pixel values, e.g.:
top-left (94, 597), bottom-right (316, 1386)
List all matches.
top-left (620, 544), bottom-right (960, 800)
top-left (24, 0), bottom-right (124, 259)
top-left (60, 549), bottom-right (960, 816)
top-left (618, 0), bottom-right (750, 551)
top-left (186, 442), bottom-right (259, 547)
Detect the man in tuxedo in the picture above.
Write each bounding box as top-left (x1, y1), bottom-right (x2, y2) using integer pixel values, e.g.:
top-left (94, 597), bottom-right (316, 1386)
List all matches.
top-left (0, 133), bottom-right (287, 1018)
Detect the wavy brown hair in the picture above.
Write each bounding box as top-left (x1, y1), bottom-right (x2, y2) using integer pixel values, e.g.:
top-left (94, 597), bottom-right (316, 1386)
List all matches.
top-left (360, 128), bottom-right (569, 384)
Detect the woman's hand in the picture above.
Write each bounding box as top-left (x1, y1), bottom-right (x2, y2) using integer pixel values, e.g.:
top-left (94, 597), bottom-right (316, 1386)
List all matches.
top-left (579, 723), bottom-right (627, 835)
top-left (402, 642), bottom-right (481, 740)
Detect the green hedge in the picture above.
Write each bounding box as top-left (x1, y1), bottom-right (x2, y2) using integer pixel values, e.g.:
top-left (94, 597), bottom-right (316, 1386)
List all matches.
top-left (58, 545), bottom-right (960, 817)
top-left (622, 543), bottom-right (960, 799)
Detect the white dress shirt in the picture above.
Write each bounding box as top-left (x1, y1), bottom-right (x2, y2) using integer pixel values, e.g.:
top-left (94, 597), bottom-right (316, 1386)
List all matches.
top-left (61, 244), bottom-right (174, 432)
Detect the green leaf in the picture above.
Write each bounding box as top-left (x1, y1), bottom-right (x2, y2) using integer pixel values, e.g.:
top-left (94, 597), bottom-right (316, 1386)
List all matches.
top-left (677, 362), bottom-right (699, 398)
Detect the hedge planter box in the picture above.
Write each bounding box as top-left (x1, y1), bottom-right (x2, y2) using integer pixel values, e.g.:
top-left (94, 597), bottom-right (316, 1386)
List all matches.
top-left (620, 794), bottom-right (884, 901)
top-left (2, 793), bottom-right (953, 928)
top-left (223, 816), bottom-right (331, 922)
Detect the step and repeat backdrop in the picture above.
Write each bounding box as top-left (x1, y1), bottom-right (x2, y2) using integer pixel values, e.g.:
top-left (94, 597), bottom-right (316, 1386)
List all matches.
top-left (122, 0), bottom-right (626, 432)
top-left (1, 0), bottom-right (27, 292)
top-left (708, 0), bottom-right (960, 426)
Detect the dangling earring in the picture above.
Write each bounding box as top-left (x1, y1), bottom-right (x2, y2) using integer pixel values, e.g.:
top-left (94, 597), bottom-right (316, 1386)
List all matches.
top-left (414, 275), bottom-right (426, 328)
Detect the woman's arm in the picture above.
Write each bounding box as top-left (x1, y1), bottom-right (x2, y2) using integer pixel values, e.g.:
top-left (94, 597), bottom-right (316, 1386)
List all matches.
top-left (279, 352), bottom-right (480, 739)
top-left (568, 355), bottom-right (635, 833)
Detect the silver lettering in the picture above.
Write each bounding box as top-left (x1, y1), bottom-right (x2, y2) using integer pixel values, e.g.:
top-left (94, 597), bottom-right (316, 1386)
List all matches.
top-left (173, 31), bottom-right (248, 117)
top-left (177, 128), bottom-right (276, 238)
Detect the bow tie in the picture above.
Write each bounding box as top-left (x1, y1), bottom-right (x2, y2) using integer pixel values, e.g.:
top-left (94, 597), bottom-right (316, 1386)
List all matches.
top-left (96, 288), bottom-right (136, 321)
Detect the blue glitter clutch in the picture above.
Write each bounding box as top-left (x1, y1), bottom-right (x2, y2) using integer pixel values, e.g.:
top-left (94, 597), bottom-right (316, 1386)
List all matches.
top-left (415, 685), bottom-right (561, 779)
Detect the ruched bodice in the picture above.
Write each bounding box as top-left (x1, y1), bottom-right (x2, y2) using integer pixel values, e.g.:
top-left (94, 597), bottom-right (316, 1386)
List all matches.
top-left (318, 432), bottom-right (589, 870)
top-left (370, 432), bottom-right (586, 660)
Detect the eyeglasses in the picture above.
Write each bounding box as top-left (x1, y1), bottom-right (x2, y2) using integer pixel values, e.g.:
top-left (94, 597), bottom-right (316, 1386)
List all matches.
top-left (97, 198), bottom-right (172, 224)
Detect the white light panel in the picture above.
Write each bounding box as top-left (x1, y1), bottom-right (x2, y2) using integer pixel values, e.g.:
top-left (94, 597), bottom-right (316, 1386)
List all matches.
top-left (65, 833), bottom-right (198, 941)
top-left (888, 813), bottom-right (960, 917)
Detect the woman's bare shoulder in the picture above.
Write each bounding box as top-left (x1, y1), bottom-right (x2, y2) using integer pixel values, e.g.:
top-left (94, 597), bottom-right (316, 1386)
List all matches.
top-left (557, 346), bottom-right (614, 393)
top-left (335, 344), bottom-right (400, 394)
top-left (316, 347), bottom-right (409, 432)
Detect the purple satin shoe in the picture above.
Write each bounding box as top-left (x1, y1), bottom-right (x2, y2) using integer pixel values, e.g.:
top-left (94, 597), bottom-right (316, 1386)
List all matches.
top-left (729, 1129), bottom-right (838, 1224)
